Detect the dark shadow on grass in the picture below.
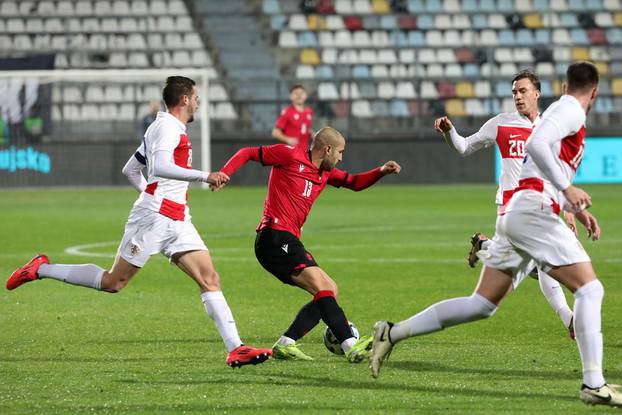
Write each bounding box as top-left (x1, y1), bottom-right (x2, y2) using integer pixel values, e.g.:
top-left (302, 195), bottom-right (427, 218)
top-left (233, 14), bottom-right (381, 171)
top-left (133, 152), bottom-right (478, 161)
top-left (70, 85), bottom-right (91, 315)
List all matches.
top-left (90, 337), bottom-right (278, 346)
top-left (389, 360), bottom-right (622, 380)
top-left (115, 371), bottom-right (575, 402)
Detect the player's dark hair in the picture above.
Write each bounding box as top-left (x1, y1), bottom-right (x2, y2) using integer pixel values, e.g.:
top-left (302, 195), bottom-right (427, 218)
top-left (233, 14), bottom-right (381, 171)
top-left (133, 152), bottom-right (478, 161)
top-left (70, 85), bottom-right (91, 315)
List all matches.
top-left (566, 61), bottom-right (599, 92)
top-left (289, 84), bottom-right (306, 93)
top-left (512, 70), bottom-right (540, 92)
top-left (162, 76), bottom-right (196, 108)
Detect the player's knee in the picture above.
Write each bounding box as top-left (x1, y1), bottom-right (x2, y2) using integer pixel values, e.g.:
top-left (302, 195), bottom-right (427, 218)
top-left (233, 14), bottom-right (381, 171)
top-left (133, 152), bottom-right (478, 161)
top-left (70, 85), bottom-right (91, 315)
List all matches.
top-left (100, 272), bottom-right (129, 293)
top-left (198, 269), bottom-right (221, 291)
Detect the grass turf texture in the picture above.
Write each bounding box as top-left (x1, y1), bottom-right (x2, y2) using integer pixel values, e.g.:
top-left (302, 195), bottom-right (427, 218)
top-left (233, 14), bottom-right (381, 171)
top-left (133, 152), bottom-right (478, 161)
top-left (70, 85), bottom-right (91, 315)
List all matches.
top-left (1, 184), bottom-right (621, 414)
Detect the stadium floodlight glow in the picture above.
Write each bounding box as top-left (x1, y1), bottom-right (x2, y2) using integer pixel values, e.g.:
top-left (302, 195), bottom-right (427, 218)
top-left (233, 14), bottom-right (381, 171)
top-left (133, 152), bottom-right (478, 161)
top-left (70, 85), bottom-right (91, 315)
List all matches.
top-left (0, 69), bottom-right (212, 188)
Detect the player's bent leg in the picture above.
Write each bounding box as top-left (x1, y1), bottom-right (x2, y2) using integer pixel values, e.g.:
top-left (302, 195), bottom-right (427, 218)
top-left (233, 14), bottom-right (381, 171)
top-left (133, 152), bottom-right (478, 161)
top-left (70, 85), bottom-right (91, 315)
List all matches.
top-left (7, 253), bottom-right (129, 292)
top-left (100, 255), bottom-right (141, 293)
top-left (370, 267), bottom-right (511, 378)
top-left (292, 267), bottom-right (368, 362)
top-left (536, 268), bottom-right (574, 338)
top-left (174, 250), bottom-right (271, 367)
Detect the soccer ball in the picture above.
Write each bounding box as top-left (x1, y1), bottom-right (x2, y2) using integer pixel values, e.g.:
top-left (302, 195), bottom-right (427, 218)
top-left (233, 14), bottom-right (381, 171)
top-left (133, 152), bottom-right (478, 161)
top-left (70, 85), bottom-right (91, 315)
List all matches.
top-left (323, 321), bottom-right (359, 355)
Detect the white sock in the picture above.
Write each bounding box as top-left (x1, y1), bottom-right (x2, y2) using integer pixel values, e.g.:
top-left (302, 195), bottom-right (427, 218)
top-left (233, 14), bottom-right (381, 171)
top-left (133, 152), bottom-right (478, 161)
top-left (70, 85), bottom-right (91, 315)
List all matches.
top-left (201, 291), bottom-right (242, 353)
top-left (38, 263), bottom-right (104, 290)
top-left (481, 239), bottom-right (492, 250)
top-left (573, 279), bottom-right (605, 388)
top-left (538, 268), bottom-right (573, 327)
top-left (278, 336), bottom-right (296, 346)
top-left (390, 293), bottom-right (497, 343)
top-left (340, 337), bottom-right (357, 352)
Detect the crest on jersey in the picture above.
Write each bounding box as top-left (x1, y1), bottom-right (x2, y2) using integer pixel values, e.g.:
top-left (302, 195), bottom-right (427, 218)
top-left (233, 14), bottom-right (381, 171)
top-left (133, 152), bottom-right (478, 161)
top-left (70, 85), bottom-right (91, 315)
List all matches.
top-left (127, 242), bottom-right (141, 258)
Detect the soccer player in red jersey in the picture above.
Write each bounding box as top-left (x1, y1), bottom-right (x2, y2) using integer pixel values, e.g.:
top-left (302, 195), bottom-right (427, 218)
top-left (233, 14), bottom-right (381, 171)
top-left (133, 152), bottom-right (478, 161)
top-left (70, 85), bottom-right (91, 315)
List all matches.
top-left (271, 84), bottom-right (313, 149)
top-left (217, 126), bottom-right (401, 362)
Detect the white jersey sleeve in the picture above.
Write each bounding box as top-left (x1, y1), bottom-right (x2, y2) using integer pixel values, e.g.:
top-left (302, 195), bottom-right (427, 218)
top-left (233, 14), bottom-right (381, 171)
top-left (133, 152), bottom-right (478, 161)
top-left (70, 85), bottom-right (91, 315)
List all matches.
top-left (121, 146), bottom-right (147, 192)
top-left (445, 115), bottom-right (498, 156)
top-left (152, 150), bottom-right (208, 182)
top-left (525, 100), bottom-right (585, 191)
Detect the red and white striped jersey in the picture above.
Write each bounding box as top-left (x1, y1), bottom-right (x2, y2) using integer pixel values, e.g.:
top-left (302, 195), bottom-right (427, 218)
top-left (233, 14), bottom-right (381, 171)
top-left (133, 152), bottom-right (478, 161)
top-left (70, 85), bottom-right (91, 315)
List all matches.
top-left (458, 111), bottom-right (539, 205)
top-left (506, 95), bottom-right (586, 214)
top-left (133, 111), bottom-right (193, 221)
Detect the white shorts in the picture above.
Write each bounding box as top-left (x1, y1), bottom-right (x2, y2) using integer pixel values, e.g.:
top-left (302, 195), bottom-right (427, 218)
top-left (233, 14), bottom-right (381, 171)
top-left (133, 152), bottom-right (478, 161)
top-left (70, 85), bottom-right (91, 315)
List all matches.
top-left (117, 207), bottom-right (207, 267)
top-left (478, 209), bottom-right (590, 286)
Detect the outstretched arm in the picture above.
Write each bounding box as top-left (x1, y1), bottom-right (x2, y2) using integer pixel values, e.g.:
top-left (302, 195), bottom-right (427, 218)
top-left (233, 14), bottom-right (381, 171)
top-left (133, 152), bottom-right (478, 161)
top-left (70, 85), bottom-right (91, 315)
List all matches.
top-left (330, 161), bottom-right (401, 191)
top-left (435, 116), bottom-right (496, 156)
top-left (220, 147), bottom-right (262, 177)
top-left (152, 150), bottom-right (228, 187)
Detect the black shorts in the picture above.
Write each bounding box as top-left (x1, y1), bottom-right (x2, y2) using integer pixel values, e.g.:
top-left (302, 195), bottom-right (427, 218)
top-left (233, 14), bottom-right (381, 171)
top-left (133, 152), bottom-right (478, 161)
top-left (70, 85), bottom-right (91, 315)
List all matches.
top-left (254, 228), bottom-right (318, 285)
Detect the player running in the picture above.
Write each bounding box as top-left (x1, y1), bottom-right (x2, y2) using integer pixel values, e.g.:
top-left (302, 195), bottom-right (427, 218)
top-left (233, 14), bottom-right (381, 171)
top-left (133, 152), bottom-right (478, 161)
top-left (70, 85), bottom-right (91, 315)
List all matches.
top-left (435, 70), bottom-right (575, 338)
top-left (271, 84), bottom-right (313, 149)
top-left (216, 127), bottom-right (401, 363)
top-left (6, 76), bottom-right (272, 368)
top-left (370, 62), bottom-right (622, 407)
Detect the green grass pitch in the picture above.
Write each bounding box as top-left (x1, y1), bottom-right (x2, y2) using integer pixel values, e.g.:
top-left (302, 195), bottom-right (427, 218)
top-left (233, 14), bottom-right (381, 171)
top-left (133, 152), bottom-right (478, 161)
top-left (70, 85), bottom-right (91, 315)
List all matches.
top-left (1, 184), bottom-right (621, 414)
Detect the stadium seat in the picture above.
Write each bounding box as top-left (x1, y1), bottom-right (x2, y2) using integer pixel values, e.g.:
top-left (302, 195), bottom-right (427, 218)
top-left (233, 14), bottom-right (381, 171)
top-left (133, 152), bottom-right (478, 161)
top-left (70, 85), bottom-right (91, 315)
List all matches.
top-left (373, 0), bottom-right (391, 14)
top-left (321, 48), bottom-right (337, 64)
top-left (418, 49), bottom-right (436, 64)
top-left (540, 80), bottom-right (553, 97)
top-left (131, 0), bottom-right (148, 14)
top-left (594, 12), bottom-right (613, 27)
top-left (532, 0), bottom-right (549, 11)
top-left (435, 15), bottom-right (452, 30)
top-left (319, 82), bottom-right (340, 100)
top-left (340, 49), bottom-right (360, 64)
top-left (472, 14), bottom-right (489, 29)
top-left (407, 0), bottom-right (425, 13)
top-left (445, 99), bottom-right (465, 116)
top-left (344, 16), bottom-right (363, 30)
top-left (572, 47), bottom-right (591, 60)
top-left (301, 48), bottom-right (321, 65)
top-left (417, 15), bottom-right (434, 30)
top-left (407, 31), bottom-right (425, 47)
top-left (398, 16), bottom-right (417, 30)
top-left (426, 0), bottom-right (443, 12)
top-left (94, 1), bottom-right (112, 15)
top-left (420, 81), bottom-right (438, 98)
top-left (607, 28), bottom-right (622, 43)
top-left (495, 0), bottom-right (513, 11)
top-left (362, 15), bottom-right (380, 30)
top-left (427, 63), bottom-right (444, 77)
top-left (390, 64), bottom-right (408, 77)
top-left (352, 64), bottom-right (370, 77)
top-left (371, 64), bottom-right (389, 77)
top-left (499, 63), bottom-right (518, 77)
top-left (542, 13), bottom-right (561, 27)
top-left (316, 65), bottom-right (335, 78)
top-left (465, 98), bottom-right (486, 116)
top-left (298, 31), bottom-right (318, 47)
top-left (150, 0), bottom-right (168, 15)
top-left (377, 82), bottom-right (396, 99)
top-left (535, 61), bottom-right (555, 76)
top-left (534, 29), bottom-right (551, 43)
top-left (426, 30), bottom-right (444, 47)
top-left (463, 0), bottom-right (478, 11)
top-left (377, 49), bottom-right (397, 64)
top-left (612, 78), bottom-right (622, 95)
top-left (588, 28), bottom-right (607, 44)
top-left (390, 100), bottom-right (410, 117)
top-left (352, 100), bottom-right (373, 118)
top-left (437, 49), bottom-right (456, 63)
top-left (589, 46), bottom-right (610, 61)
top-left (489, 14), bottom-right (508, 29)
top-left (319, 31), bottom-right (335, 47)
top-left (271, 15), bottom-right (287, 30)
top-left (456, 81), bottom-right (474, 97)
top-left (296, 65), bottom-right (315, 79)
top-left (445, 63), bottom-right (463, 77)
top-left (307, 15), bottom-right (326, 30)
top-left (389, 30), bottom-right (408, 47)
top-left (514, 48), bottom-right (534, 62)
top-left (437, 81), bottom-right (455, 98)
top-left (552, 28), bottom-right (571, 44)
top-left (455, 48), bottom-right (475, 63)
top-left (371, 101), bottom-right (389, 116)
top-left (289, 14), bottom-right (308, 30)
top-left (474, 80), bottom-right (491, 97)
top-left (326, 16), bottom-right (345, 30)
top-left (479, 30), bottom-right (499, 46)
top-left (463, 63), bottom-right (480, 77)
top-left (551, 0), bottom-right (569, 10)
top-left (396, 81), bottom-right (416, 98)
top-left (499, 29), bottom-right (516, 46)
top-left (604, 0), bottom-right (621, 9)
top-left (371, 31), bottom-right (390, 47)
top-left (0, 1), bottom-right (18, 15)
top-left (595, 61), bottom-right (609, 75)
top-left (523, 14), bottom-right (543, 29)
top-left (262, 0), bottom-right (280, 14)
top-left (340, 82), bottom-right (361, 99)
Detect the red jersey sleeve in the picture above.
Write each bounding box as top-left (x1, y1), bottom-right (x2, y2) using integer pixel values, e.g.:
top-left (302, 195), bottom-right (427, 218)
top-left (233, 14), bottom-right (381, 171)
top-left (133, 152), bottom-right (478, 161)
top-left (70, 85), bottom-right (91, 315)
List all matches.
top-left (220, 147), bottom-right (261, 177)
top-left (275, 107), bottom-right (290, 130)
top-left (328, 167), bottom-right (384, 191)
top-left (260, 144), bottom-right (297, 166)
